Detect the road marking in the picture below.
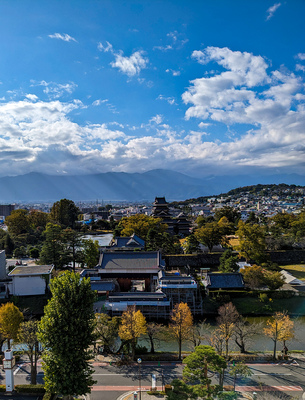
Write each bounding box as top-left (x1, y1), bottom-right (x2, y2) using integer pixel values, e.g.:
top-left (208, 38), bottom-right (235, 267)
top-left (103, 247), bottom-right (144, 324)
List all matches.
top-left (237, 385), bottom-right (303, 392)
top-left (253, 373), bottom-right (292, 376)
top-left (14, 363), bottom-right (24, 375)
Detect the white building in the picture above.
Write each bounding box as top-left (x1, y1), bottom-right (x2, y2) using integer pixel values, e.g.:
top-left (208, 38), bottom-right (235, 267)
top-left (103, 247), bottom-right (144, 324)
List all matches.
top-left (8, 265), bottom-right (53, 296)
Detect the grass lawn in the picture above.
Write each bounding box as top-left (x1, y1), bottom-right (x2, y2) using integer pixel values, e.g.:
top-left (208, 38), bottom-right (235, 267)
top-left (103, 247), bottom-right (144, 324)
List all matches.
top-left (232, 296), bottom-right (305, 315)
top-left (280, 264), bottom-right (305, 281)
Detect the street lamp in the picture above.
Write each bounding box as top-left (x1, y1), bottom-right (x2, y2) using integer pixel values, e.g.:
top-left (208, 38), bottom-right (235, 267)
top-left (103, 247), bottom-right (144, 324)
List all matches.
top-left (137, 358), bottom-right (142, 400)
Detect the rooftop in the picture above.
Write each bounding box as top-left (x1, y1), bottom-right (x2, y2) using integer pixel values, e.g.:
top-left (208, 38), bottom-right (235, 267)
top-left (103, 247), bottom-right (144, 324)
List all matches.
top-left (9, 265), bottom-right (53, 276)
top-left (99, 251), bottom-right (162, 271)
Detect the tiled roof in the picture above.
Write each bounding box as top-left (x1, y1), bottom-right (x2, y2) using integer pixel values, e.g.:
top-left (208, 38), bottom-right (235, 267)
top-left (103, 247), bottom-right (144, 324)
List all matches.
top-left (99, 251), bottom-right (161, 270)
top-left (90, 281), bottom-right (115, 292)
top-left (207, 273), bottom-right (244, 289)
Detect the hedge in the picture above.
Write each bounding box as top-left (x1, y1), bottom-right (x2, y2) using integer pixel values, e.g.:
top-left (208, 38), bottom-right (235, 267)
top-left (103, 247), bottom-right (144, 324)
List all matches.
top-left (15, 384), bottom-right (46, 393)
top-left (0, 385), bottom-right (5, 392)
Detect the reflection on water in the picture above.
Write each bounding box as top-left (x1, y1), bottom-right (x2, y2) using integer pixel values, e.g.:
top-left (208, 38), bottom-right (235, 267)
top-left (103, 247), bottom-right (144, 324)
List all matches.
top-left (82, 233), bottom-right (113, 246)
top-left (139, 316), bottom-right (305, 353)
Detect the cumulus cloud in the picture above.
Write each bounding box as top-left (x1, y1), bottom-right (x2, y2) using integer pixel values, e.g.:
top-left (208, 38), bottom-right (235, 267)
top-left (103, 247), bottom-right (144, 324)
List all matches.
top-left (1, 45), bottom-right (305, 178)
top-left (297, 53), bottom-right (305, 61)
top-left (25, 94), bottom-right (38, 101)
top-left (48, 33), bottom-right (77, 42)
top-left (111, 51), bottom-right (148, 77)
top-left (266, 3), bottom-right (281, 20)
top-left (97, 41), bottom-right (148, 77)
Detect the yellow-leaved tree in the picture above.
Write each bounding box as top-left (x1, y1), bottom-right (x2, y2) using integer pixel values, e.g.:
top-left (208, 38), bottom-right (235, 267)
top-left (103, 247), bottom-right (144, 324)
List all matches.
top-left (169, 302), bottom-right (193, 360)
top-left (0, 302), bottom-right (23, 348)
top-left (117, 214), bottom-right (167, 239)
top-left (118, 305), bottom-right (147, 360)
top-left (264, 311), bottom-right (294, 360)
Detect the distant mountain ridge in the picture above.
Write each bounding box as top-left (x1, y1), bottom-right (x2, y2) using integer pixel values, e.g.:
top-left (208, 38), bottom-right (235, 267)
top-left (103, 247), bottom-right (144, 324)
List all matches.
top-left (0, 170), bottom-right (304, 202)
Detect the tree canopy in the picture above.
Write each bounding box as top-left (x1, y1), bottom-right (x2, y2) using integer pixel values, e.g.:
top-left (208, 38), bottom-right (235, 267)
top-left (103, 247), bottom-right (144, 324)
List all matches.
top-left (0, 302), bottom-right (23, 347)
top-left (118, 305), bottom-right (147, 360)
top-left (235, 221), bottom-right (267, 263)
top-left (169, 302), bottom-right (193, 360)
top-left (116, 214), bottom-right (167, 239)
top-left (39, 271), bottom-right (97, 398)
top-left (49, 198), bottom-right (80, 228)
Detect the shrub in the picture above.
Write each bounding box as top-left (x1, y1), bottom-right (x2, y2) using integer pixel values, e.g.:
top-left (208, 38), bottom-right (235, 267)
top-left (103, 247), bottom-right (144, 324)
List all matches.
top-left (0, 385), bottom-right (5, 392)
top-left (165, 384), bottom-right (172, 393)
top-left (259, 293), bottom-right (269, 302)
top-left (43, 393), bottom-right (55, 400)
top-left (135, 345), bottom-right (148, 355)
top-left (15, 384), bottom-right (45, 393)
top-left (217, 392), bottom-right (238, 400)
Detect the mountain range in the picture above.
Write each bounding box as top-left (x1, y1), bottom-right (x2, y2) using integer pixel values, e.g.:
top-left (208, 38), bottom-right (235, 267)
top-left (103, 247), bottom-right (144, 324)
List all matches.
top-left (0, 170), bottom-right (305, 202)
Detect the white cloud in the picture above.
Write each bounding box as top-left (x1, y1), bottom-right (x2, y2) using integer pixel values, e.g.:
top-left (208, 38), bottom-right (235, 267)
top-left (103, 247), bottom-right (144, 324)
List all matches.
top-left (92, 99), bottom-right (102, 106)
top-left (153, 45), bottom-right (173, 52)
top-left (297, 53), bottom-right (305, 61)
top-left (25, 94), bottom-right (38, 101)
top-left (30, 80), bottom-right (78, 99)
top-left (166, 69), bottom-right (181, 76)
top-left (97, 41), bottom-right (113, 53)
top-left (157, 95), bottom-right (177, 105)
top-left (111, 51), bottom-right (148, 77)
top-left (266, 3), bottom-right (281, 20)
top-left (150, 115), bottom-right (163, 125)
top-left (198, 122), bottom-right (211, 129)
top-left (48, 33), bottom-right (77, 42)
top-left (296, 64), bottom-right (305, 72)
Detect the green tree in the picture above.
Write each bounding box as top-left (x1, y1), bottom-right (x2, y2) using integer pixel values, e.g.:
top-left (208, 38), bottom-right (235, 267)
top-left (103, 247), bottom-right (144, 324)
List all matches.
top-left (94, 314), bottom-right (120, 354)
top-left (49, 198), bottom-right (80, 228)
top-left (264, 270), bottom-right (285, 290)
top-left (5, 209), bottom-right (30, 235)
top-left (236, 221), bottom-right (267, 263)
top-left (28, 210), bottom-right (49, 231)
top-left (229, 361), bottom-right (252, 391)
top-left (183, 345), bottom-right (226, 397)
top-left (0, 303), bottom-right (23, 347)
top-left (214, 206), bottom-right (241, 224)
top-left (195, 222), bottom-right (224, 252)
top-left (18, 320), bottom-right (41, 385)
top-left (117, 214), bottom-right (166, 239)
top-left (182, 234), bottom-right (200, 254)
top-left (40, 223), bottom-right (66, 269)
top-left (0, 230), bottom-right (15, 255)
top-left (39, 271), bottom-right (97, 398)
top-left (118, 305), bottom-right (147, 360)
top-left (83, 239), bottom-right (100, 268)
top-left (219, 249), bottom-right (239, 272)
top-left (241, 265), bottom-right (265, 289)
top-left (61, 228), bottom-right (83, 271)
top-left (169, 302), bottom-right (193, 360)
top-left (146, 227), bottom-right (181, 254)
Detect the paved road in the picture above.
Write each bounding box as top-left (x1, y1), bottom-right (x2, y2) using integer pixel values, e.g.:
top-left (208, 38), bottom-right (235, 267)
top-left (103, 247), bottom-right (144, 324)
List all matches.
top-left (8, 360), bottom-right (305, 399)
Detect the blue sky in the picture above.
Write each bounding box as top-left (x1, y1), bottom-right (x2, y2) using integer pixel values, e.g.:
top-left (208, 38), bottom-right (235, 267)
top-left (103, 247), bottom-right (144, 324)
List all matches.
top-left (0, 0), bottom-right (304, 179)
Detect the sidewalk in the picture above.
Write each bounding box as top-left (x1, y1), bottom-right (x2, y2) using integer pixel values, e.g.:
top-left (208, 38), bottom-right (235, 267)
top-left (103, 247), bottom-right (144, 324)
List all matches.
top-left (117, 390), bottom-right (249, 400)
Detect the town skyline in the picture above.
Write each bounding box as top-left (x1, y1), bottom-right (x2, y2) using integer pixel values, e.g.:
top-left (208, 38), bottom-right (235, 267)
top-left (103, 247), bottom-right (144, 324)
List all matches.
top-left (0, 1), bottom-right (304, 181)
